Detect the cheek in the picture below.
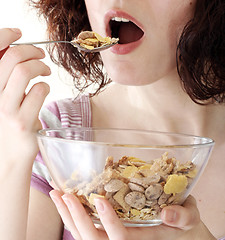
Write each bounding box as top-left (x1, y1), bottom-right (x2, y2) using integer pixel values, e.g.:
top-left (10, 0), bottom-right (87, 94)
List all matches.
top-left (151, 1), bottom-right (196, 69)
top-left (168, 1), bottom-right (196, 40)
top-left (152, 1), bottom-right (196, 40)
top-left (84, 0), bottom-right (104, 33)
top-left (84, 2), bottom-right (96, 28)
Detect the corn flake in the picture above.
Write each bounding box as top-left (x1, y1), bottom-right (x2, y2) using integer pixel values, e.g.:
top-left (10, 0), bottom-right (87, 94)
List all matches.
top-left (73, 31), bottom-right (119, 50)
top-left (88, 193), bottom-right (105, 205)
top-left (121, 165), bottom-right (139, 178)
top-left (164, 174), bottom-right (188, 194)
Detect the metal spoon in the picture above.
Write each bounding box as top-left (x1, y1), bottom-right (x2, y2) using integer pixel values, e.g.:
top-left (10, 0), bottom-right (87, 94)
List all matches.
top-left (11, 39), bottom-right (119, 53)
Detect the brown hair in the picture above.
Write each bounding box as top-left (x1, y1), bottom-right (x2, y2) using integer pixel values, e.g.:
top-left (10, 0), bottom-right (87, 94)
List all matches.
top-left (31, 0), bottom-right (110, 96)
top-left (177, 0), bottom-right (225, 104)
top-left (32, 0), bottom-right (225, 103)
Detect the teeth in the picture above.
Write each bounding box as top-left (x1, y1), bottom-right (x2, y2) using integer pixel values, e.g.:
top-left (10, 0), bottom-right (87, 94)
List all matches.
top-left (111, 17), bottom-right (130, 23)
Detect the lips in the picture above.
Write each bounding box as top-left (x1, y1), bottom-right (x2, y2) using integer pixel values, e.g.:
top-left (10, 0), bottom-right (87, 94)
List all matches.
top-left (105, 10), bottom-right (145, 55)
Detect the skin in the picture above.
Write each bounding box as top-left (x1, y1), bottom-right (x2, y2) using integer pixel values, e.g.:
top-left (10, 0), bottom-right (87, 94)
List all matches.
top-left (50, 0), bottom-right (224, 239)
top-left (0, 29), bottom-right (62, 240)
top-left (0, 0), bottom-right (224, 239)
top-left (50, 191), bottom-right (213, 240)
top-left (85, 0), bottom-right (196, 85)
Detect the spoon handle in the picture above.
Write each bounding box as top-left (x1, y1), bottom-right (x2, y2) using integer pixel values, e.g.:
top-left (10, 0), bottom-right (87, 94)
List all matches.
top-left (11, 40), bottom-right (70, 45)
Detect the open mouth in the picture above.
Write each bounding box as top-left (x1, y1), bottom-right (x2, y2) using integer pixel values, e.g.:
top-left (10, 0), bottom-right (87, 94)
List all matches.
top-left (109, 17), bottom-right (144, 44)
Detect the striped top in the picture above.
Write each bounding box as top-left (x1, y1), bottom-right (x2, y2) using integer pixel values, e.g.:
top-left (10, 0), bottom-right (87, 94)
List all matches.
top-left (31, 95), bottom-right (91, 240)
top-left (30, 95), bottom-right (225, 240)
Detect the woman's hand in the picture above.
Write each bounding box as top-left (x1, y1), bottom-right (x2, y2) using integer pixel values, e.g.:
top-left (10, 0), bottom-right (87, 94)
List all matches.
top-left (49, 190), bottom-right (216, 240)
top-left (0, 28), bottom-right (51, 166)
top-left (0, 28), bottom-right (51, 239)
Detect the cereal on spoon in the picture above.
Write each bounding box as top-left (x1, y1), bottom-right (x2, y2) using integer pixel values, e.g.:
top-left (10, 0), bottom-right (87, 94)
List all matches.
top-left (72, 31), bottom-right (119, 50)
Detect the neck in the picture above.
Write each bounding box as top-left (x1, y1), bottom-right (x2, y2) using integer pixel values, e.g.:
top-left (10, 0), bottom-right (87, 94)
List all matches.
top-left (114, 70), bottom-right (223, 137)
top-left (93, 70), bottom-right (224, 141)
top-left (126, 70), bottom-right (192, 109)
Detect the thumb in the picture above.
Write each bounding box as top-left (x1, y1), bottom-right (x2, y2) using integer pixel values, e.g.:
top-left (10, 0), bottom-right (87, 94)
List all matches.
top-left (161, 195), bottom-right (200, 230)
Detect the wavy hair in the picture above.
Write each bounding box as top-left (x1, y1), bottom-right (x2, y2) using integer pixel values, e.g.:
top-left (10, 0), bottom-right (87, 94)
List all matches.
top-left (31, 0), bottom-right (109, 96)
top-left (32, 0), bottom-right (225, 103)
top-left (177, 0), bottom-right (225, 104)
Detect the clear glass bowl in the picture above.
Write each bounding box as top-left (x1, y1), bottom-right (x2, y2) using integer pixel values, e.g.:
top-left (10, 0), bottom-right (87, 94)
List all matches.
top-left (37, 127), bottom-right (214, 227)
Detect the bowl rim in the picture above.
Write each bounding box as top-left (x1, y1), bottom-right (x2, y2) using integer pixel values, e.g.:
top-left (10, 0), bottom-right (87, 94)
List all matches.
top-left (36, 127), bottom-right (215, 149)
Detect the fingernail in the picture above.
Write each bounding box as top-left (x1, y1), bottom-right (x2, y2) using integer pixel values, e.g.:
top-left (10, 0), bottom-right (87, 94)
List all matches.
top-left (49, 192), bottom-right (61, 207)
top-left (163, 209), bottom-right (177, 223)
top-left (94, 198), bottom-right (105, 213)
top-left (62, 195), bottom-right (73, 209)
top-left (38, 47), bottom-right (45, 55)
top-left (11, 28), bottom-right (21, 35)
top-left (49, 181), bottom-right (54, 189)
top-left (47, 66), bottom-right (52, 74)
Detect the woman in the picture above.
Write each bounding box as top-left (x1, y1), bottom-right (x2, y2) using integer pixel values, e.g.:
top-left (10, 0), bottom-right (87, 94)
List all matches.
top-left (0, 0), bottom-right (224, 239)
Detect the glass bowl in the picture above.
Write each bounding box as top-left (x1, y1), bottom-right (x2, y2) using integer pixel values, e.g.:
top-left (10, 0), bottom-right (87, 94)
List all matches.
top-left (37, 127), bottom-right (214, 227)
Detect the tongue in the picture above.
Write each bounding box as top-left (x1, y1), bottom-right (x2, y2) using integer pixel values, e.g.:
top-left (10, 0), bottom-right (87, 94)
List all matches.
top-left (118, 22), bottom-right (144, 44)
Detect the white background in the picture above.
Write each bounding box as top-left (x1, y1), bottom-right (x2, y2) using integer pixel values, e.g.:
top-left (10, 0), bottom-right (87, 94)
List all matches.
top-left (0, 0), bottom-right (75, 103)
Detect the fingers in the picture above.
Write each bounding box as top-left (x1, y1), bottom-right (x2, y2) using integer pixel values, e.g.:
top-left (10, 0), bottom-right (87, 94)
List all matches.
top-left (50, 192), bottom-right (202, 240)
top-left (0, 45), bottom-right (46, 91)
top-left (0, 28), bottom-right (22, 51)
top-left (95, 198), bottom-right (128, 239)
top-left (49, 190), bottom-right (82, 240)
top-left (53, 193), bottom-right (128, 240)
top-left (0, 28), bottom-right (51, 120)
top-left (2, 59), bottom-right (50, 112)
top-left (61, 194), bottom-right (103, 240)
top-left (49, 180), bottom-right (60, 190)
top-left (161, 195), bottom-right (200, 230)
top-left (20, 82), bottom-right (50, 129)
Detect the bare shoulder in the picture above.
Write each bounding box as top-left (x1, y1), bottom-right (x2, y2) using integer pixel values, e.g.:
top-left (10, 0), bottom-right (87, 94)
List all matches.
top-left (27, 187), bottom-right (63, 240)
